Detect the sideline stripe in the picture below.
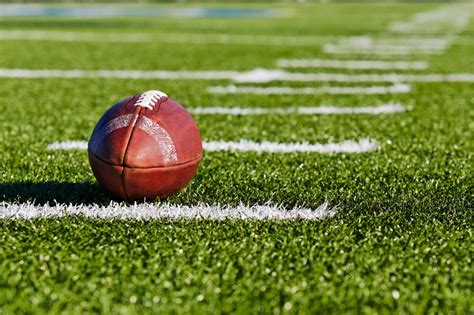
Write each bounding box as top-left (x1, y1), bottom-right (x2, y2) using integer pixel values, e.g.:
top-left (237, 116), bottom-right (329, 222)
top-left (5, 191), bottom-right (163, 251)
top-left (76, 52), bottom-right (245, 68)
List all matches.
top-left (0, 202), bottom-right (336, 221)
top-left (190, 103), bottom-right (406, 115)
top-left (276, 59), bottom-right (428, 70)
top-left (1, 68), bottom-right (472, 83)
top-left (0, 30), bottom-right (332, 46)
top-left (47, 138), bottom-right (380, 154)
top-left (208, 84), bottom-right (411, 95)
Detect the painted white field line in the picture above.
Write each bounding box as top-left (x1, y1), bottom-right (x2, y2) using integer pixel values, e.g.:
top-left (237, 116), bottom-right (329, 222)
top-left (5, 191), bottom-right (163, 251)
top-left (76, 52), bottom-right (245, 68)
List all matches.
top-left (0, 30), bottom-right (150, 42)
top-left (47, 140), bottom-right (87, 150)
top-left (324, 3), bottom-right (472, 57)
top-left (277, 59), bottom-right (428, 70)
top-left (47, 138), bottom-right (380, 154)
top-left (231, 70), bottom-right (474, 83)
top-left (208, 84), bottom-right (411, 95)
top-left (190, 103), bottom-right (406, 115)
top-left (338, 36), bottom-right (451, 47)
top-left (0, 30), bottom-right (333, 46)
top-left (230, 70), bottom-right (474, 83)
top-left (204, 139), bottom-right (379, 153)
top-left (322, 44), bottom-right (444, 56)
top-left (389, 5), bottom-right (472, 34)
top-left (2, 68), bottom-right (473, 83)
top-left (0, 68), bottom-right (241, 80)
top-left (0, 202), bottom-right (336, 221)
top-left (322, 36), bottom-right (451, 56)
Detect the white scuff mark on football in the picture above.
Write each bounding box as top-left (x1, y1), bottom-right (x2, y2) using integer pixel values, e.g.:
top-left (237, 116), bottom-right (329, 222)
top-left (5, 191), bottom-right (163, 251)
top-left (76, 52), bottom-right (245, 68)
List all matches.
top-left (88, 114), bottom-right (133, 152)
top-left (136, 116), bottom-right (178, 164)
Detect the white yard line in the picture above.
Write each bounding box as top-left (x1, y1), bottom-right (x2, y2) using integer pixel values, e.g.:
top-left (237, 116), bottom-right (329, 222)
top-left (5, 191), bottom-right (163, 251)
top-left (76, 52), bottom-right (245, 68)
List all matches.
top-left (208, 84), bottom-right (411, 95)
top-left (0, 68), bottom-right (241, 80)
top-left (190, 103), bottom-right (406, 115)
top-left (47, 140), bottom-right (88, 150)
top-left (47, 138), bottom-right (380, 154)
top-left (338, 36), bottom-right (451, 47)
top-left (1, 68), bottom-right (472, 83)
top-left (389, 5), bottom-right (472, 34)
top-left (0, 202), bottom-right (336, 221)
top-left (230, 70), bottom-right (474, 83)
top-left (322, 36), bottom-right (451, 56)
top-left (204, 139), bottom-right (379, 153)
top-left (325, 5), bottom-right (471, 56)
top-left (0, 30), bottom-right (150, 42)
top-left (322, 44), bottom-right (444, 56)
top-left (0, 30), bottom-right (333, 46)
top-left (276, 58), bottom-right (429, 70)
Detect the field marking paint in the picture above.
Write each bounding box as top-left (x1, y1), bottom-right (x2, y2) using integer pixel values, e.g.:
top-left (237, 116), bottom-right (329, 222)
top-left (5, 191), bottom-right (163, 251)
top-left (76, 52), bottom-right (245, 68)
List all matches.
top-left (337, 36), bottom-right (451, 47)
top-left (47, 138), bottom-right (380, 154)
top-left (389, 5), bottom-right (472, 34)
top-left (208, 84), bottom-right (411, 95)
top-left (230, 69), bottom-right (474, 83)
top-left (325, 4), bottom-right (471, 56)
top-left (277, 59), bottom-right (429, 70)
top-left (1, 68), bottom-right (472, 83)
top-left (47, 141), bottom-right (87, 151)
top-left (0, 68), bottom-right (241, 80)
top-left (0, 30), bottom-right (150, 42)
top-left (322, 36), bottom-right (451, 56)
top-left (204, 139), bottom-right (379, 153)
top-left (0, 202), bottom-right (336, 221)
top-left (0, 30), bottom-right (333, 46)
top-left (190, 103), bottom-right (406, 115)
top-left (322, 44), bottom-right (444, 55)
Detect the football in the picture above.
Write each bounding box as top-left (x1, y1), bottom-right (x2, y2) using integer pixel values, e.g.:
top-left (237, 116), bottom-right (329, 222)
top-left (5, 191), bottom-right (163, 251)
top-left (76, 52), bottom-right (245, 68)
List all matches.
top-left (88, 90), bottom-right (202, 201)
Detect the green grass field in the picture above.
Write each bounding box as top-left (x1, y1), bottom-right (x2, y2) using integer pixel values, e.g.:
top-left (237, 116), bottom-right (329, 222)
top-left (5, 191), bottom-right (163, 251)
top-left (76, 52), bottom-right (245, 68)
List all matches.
top-left (0, 2), bottom-right (473, 314)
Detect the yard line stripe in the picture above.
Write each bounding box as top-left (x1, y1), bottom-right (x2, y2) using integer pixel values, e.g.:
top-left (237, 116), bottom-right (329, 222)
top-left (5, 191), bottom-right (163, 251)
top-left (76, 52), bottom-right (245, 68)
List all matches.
top-left (1, 68), bottom-right (472, 83)
top-left (204, 139), bottom-right (379, 153)
top-left (326, 43), bottom-right (448, 51)
top-left (208, 84), bottom-right (411, 95)
top-left (322, 36), bottom-right (452, 56)
top-left (322, 44), bottom-right (444, 55)
top-left (47, 138), bottom-right (380, 154)
top-left (47, 140), bottom-right (87, 151)
top-left (338, 36), bottom-right (452, 47)
top-left (389, 5), bottom-right (472, 34)
top-left (231, 70), bottom-right (474, 83)
top-left (0, 202), bottom-right (336, 221)
top-left (277, 59), bottom-right (428, 70)
top-left (0, 68), bottom-right (241, 80)
top-left (190, 103), bottom-right (406, 115)
top-left (0, 30), bottom-right (150, 42)
top-left (0, 30), bottom-right (333, 46)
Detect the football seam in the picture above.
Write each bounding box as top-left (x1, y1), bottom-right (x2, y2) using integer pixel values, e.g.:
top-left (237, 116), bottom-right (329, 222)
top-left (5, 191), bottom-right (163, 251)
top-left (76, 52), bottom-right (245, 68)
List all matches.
top-left (89, 150), bottom-right (202, 170)
top-left (120, 107), bottom-right (142, 200)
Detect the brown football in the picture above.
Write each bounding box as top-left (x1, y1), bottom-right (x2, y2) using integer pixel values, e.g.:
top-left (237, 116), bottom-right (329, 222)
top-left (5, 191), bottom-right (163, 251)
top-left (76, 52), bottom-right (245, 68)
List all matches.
top-left (88, 90), bottom-right (202, 201)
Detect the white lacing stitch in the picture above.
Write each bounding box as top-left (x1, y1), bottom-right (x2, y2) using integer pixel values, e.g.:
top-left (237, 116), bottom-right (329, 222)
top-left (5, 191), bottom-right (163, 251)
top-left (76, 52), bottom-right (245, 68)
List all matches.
top-left (134, 90), bottom-right (168, 110)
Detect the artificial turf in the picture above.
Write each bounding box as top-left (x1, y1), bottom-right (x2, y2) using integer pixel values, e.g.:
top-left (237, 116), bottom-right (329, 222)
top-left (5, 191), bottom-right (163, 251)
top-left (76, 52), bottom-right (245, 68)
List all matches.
top-left (0, 2), bottom-right (473, 314)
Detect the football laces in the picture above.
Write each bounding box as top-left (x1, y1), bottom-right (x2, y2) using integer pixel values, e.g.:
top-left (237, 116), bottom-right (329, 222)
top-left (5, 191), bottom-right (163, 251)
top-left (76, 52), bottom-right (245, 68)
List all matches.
top-left (134, 90), bottom-right (168, 110)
